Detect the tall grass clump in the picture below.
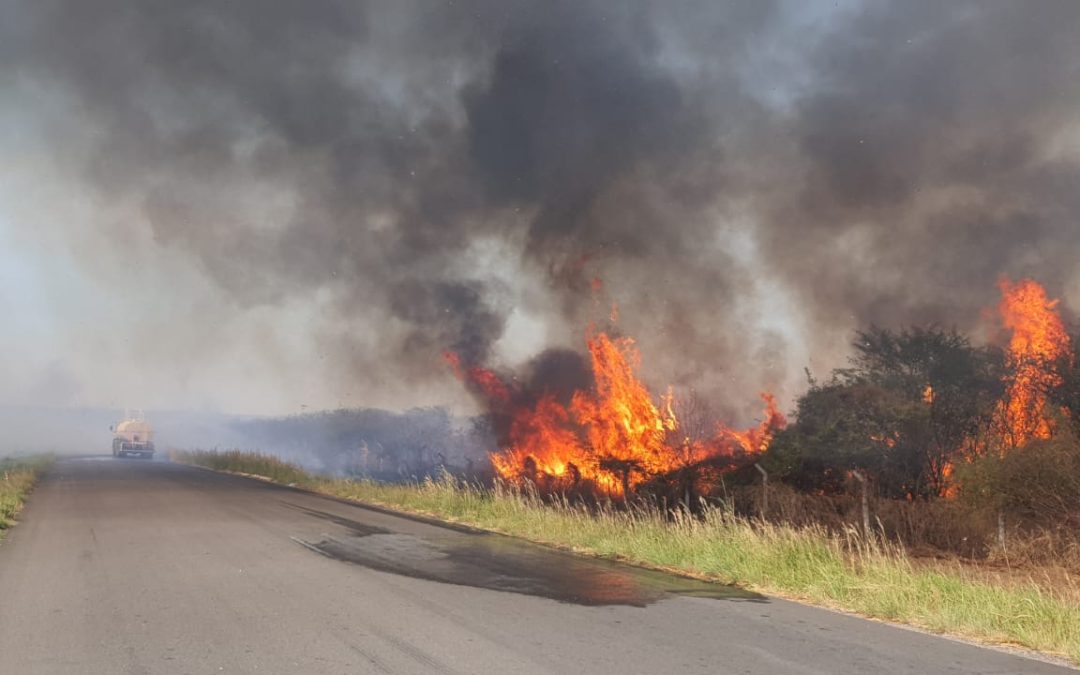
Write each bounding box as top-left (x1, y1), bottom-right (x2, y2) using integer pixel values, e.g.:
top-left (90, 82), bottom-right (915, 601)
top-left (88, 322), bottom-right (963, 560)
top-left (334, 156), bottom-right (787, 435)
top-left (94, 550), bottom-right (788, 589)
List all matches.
top-left (172, 449), bottom-right (1080, 664)
top-left (169, 449), bottom-right (314, 487)
top-left (0, 455), bottom-right (53, 534)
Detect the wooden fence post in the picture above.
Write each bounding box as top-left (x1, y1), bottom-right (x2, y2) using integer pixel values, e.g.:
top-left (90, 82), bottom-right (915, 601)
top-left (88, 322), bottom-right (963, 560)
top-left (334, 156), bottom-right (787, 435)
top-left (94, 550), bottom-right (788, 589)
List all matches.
top-left (997, 510), bottom-right (1007, 556)
top-left (754, 463), bottom-right (768, 519)
top-left (851, 470), bottom-right (870, 537)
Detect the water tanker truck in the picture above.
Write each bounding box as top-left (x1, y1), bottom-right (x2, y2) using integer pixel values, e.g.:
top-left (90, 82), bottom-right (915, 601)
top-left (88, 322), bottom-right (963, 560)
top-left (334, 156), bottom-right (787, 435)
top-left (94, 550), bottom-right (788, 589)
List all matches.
top-left (112, 416), bottom-right (155, 458)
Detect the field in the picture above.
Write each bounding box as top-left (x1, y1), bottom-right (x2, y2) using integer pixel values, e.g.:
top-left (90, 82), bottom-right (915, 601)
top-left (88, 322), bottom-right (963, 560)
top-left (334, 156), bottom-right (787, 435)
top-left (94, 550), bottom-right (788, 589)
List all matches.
top-left (171, 449), bottom-right (1080, 664)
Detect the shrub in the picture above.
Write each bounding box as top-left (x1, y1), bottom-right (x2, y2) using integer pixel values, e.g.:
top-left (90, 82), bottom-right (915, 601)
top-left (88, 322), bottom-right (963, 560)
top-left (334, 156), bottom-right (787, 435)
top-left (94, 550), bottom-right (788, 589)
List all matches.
top-left (958, 431), bottom-right (1080, 524)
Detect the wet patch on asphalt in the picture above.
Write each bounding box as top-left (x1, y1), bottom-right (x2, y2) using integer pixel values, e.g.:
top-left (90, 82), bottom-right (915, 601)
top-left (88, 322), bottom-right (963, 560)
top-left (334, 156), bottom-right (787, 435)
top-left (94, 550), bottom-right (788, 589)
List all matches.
top-left (289, 506), bottom-right (763, 607)
top-left (282, 503), bottom-right (392, 537)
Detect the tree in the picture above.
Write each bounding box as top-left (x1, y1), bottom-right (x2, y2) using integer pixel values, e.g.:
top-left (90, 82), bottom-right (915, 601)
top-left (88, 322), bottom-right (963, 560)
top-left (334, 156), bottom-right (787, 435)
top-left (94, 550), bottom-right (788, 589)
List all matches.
top-left (665, 389), bottom-right (716, 505)
top-left (849, 326), bottom-right (1005, 494)
top-left (764, 326), bottom-right (1004, 499)
top-left (772, 379), bottom-right (924, 497)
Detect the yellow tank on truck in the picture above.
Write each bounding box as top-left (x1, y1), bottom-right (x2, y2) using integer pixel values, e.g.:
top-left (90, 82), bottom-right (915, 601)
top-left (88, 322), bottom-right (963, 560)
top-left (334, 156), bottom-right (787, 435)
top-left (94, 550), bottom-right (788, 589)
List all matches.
top-left (112, 418), bottom-right (155, 458)
top-left (114, 420), bottom-right (153, 444)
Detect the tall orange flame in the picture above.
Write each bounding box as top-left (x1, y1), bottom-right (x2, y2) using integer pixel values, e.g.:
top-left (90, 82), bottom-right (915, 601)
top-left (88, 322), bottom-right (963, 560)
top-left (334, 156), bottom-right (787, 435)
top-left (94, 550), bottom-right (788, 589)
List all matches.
top-left (996, 277), bottom-right (1071, 448)
top-left (459, 328), bottom-right (785, 495)
top-left (570, 332), bottom-right (677, 479)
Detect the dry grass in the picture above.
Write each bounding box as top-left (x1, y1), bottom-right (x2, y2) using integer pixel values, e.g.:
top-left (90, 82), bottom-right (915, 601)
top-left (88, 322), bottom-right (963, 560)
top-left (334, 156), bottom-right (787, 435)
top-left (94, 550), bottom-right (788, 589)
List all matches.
top-left (731, 482), bottom-right (1080, 569)
top-left (172, 449), bottom-right (1080, 665)
top-left (0, 455), bottom-right (53, 535)
top-left (167, 448), bottom-right (310, 486)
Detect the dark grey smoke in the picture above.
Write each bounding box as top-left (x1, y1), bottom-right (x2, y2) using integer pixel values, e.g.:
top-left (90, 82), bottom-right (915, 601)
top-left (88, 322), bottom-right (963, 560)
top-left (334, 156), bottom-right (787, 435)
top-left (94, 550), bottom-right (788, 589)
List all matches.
top-left (390, 280), bottom-right (508, 367)
top-left (521, 349), bottom-right (593, 408)
top-left (3, 0), bottom-right (1080, 420)
top-left (764, 1), bottom-right (1080, 344)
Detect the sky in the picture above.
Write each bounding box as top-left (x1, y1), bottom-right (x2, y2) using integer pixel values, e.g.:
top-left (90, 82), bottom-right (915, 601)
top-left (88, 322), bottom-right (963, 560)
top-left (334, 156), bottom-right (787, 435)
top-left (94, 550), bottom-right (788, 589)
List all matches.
top-left (2, 0), bottom-right (1079, 420)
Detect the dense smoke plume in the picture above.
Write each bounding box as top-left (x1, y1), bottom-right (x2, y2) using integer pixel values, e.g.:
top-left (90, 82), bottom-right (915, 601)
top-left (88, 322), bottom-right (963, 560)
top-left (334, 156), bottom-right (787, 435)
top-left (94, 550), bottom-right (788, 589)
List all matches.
top-left (2, 1), bottom-right (1080, 418)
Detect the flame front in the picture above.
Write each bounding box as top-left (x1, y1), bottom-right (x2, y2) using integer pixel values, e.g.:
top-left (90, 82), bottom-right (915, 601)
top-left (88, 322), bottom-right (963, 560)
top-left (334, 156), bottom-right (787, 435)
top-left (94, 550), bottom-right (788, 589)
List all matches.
top-left (937, 278), bottom-right (1072, 498)
top-left (996, 277), bottom-right (1071, 448)
top-left (452, 278), bottom-right (1074, 500)
top-left (453, 327), bottom-right (785, 496)
top-left (569, 332), bottom-right (678, 481)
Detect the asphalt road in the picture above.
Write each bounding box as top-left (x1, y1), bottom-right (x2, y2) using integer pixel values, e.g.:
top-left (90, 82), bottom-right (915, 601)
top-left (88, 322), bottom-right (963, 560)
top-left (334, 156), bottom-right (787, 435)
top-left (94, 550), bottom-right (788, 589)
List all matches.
top-left (0, 458), bottom-right (1072, 674)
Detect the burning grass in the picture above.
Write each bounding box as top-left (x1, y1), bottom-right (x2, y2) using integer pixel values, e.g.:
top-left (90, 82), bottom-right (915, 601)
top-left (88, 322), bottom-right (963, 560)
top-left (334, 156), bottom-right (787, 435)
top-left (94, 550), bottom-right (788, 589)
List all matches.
top-left (448, 326), bottom-right (785, 498)
top-left (173, 448), bottom-right (1080, 664)
top-left (0, 455), bottom-right (53, 535)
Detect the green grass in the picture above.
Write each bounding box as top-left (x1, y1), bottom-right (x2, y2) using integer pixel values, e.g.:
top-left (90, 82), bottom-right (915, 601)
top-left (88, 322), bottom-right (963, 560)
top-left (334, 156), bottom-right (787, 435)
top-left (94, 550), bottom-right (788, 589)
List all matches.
top-left (172, 449), bottom-right (1080, 664)
top-left (170, 448), bottom-right (312, 486)
top-left (0, 455), bottom-right (53, 534)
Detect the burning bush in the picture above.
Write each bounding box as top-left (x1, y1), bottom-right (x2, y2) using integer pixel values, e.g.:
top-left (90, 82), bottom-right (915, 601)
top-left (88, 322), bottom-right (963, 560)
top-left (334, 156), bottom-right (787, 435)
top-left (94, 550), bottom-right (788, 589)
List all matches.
top-left (995, 277), bottom-right (1073, 449)
top-left (448, 326), bottom-right (785, 500)
top-left (762, 277), bottom-right (1078, 513)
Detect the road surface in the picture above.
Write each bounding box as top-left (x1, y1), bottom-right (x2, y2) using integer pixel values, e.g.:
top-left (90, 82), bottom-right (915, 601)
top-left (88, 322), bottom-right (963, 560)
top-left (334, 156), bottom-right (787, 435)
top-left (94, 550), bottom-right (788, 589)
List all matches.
top-left (0, 457), bottom-right (1072, 674)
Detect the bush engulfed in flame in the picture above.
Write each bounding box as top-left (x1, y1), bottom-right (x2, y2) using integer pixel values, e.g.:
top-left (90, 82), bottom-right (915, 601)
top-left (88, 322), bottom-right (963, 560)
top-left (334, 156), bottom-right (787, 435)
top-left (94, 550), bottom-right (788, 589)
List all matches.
top-left (996, 277), bottom-right (1072, 448)
top-left (449, 329), bottom-right (785, 495)
top-left (938, 277), bottom-right (1071, 498)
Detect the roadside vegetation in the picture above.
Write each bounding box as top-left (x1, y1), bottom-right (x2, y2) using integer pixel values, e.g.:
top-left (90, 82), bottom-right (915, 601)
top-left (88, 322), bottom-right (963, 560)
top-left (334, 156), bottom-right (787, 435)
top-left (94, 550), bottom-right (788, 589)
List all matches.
top-left (0, 455), bottom-right (53, 535)
top-left (175, 448), bottom-right (311, 486)
top-left (172, 448), bottom-right (1079, 664)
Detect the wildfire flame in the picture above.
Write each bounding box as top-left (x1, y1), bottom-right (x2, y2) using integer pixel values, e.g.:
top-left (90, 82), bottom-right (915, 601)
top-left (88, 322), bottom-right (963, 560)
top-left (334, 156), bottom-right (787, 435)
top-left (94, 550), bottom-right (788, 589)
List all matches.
top-left (450, 327), bottom-right (785, 495)
top-left (939, 461), bottom-right (959, 500)
top-left (442, 351), bottom-right (512, 405)
top-left (452, 278), bottom-right (1072, 501)
top-left (936, 278), bottom-right (1072, 498)
top-left (996, 277), bottom-right (1071, 448)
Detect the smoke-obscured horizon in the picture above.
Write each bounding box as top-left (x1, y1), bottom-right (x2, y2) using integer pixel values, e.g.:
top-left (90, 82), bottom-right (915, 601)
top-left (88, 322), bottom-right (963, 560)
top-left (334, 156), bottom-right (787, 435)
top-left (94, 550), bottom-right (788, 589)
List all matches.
top-left (2, 0), bottom-right (1079, 421)
top-left (0, 403), bottom-right (491, 479)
